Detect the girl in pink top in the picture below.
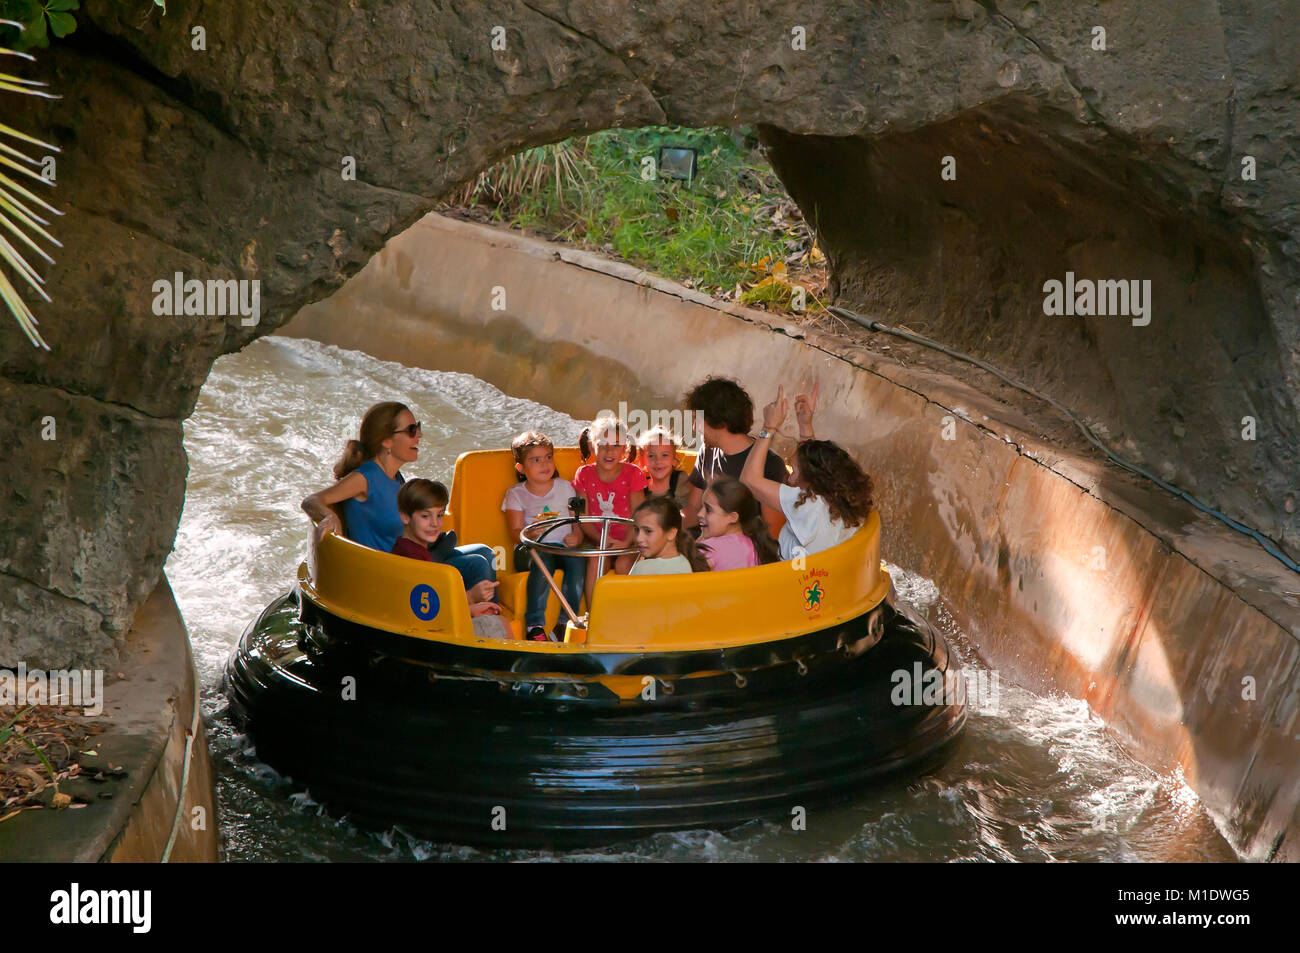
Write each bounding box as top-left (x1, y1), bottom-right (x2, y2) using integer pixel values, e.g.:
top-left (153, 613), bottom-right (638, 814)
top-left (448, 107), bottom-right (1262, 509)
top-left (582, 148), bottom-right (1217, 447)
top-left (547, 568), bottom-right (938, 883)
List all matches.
top-left (697, 476), bottom-right (781, 571)
top-left (574, 413), bottom-right (648, 591)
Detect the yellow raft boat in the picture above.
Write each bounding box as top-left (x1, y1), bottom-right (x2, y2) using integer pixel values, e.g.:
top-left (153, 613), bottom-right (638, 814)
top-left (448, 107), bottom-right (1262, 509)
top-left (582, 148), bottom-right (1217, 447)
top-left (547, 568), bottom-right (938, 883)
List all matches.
top-left (225, 447), bottom-right (966, 847)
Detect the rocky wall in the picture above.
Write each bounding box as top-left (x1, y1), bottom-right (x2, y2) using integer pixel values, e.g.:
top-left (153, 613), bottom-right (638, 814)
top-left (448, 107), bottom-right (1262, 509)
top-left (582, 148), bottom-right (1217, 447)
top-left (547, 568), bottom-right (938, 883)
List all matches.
top-left (1, 0), bottom-right (1295, 665)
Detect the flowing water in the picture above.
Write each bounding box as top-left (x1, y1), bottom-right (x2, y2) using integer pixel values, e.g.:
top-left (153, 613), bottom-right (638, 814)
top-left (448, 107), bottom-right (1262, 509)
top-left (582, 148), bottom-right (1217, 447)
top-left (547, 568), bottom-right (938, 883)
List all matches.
top-left (167, 336), bottom-right (1240, 862)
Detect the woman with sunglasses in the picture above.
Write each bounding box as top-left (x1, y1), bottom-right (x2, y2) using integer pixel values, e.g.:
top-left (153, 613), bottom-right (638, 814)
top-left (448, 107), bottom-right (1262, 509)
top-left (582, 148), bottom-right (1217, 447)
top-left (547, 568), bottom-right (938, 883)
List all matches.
top-left (301, 401), bottom-right (498, 603)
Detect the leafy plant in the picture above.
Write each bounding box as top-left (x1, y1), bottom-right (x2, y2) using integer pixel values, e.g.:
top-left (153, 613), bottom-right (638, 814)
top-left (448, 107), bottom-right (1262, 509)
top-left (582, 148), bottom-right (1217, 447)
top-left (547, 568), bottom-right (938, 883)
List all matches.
top-left (0, 0), bottom-right (79, 51)
top-left (450, 125), bottom-right (826, 304)
top-left (0, 0), bottom-right (164, 50)
top-left (456, 140), bottom-right (590, 209)
top-left (0, 706), bottom-right (60, 796)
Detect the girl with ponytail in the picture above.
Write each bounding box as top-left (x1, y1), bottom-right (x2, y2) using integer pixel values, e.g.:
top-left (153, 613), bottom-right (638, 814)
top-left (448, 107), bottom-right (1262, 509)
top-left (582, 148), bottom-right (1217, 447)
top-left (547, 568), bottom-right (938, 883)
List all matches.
top-left (302, 401), bottom-right (416, 550)
top-left (574, 413), bottom-right (647, 591)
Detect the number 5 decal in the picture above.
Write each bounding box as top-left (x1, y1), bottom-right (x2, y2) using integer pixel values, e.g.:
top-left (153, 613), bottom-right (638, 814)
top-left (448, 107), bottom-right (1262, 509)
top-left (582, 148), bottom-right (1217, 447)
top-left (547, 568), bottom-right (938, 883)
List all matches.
top-left (410, 584), bottom-right (439, 621)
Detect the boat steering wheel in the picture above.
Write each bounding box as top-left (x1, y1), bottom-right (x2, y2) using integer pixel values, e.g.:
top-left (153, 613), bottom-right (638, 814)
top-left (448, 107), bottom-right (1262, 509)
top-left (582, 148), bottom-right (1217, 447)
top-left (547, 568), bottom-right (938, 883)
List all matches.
top-left (518, 515), bottom-right (638, 636)
top-left (519, 515), bottom-right (638, 559)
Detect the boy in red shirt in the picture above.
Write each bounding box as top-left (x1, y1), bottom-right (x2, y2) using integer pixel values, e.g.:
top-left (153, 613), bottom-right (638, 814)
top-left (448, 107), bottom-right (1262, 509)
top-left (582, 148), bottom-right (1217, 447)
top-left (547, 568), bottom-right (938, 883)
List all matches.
top-left (393, 479), bottom-right (506, 635)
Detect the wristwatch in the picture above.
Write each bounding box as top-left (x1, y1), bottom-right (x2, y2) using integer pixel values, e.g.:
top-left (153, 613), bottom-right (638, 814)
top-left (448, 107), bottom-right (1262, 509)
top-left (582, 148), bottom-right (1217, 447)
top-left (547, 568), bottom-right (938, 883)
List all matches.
top-left (757, 429), bottom-right (773, 439)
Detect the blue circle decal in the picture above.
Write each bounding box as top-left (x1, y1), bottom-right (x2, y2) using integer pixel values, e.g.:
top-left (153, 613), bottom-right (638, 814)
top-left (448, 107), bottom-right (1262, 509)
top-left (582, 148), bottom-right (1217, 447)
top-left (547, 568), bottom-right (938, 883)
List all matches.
top-left (409, 584), bottom-right (440, 621)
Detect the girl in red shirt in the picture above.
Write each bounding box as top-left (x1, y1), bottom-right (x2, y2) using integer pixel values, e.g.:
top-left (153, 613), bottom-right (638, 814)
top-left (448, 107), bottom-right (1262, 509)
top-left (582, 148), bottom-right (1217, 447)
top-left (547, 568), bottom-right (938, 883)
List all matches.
top-left (574, 413), bottom-right (647, 592)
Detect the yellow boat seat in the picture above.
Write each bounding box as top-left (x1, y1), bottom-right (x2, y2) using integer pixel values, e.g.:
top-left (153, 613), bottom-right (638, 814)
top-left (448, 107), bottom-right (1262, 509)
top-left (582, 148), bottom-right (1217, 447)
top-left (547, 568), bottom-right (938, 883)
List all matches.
top-left (302, 446), bottom-right (889, 653)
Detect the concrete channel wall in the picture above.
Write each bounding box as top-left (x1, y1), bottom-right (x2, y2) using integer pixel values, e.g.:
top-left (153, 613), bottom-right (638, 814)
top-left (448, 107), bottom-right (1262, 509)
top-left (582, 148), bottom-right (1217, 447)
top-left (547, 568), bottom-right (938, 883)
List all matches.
top-left (280, 213), bottom-right (1300, 862)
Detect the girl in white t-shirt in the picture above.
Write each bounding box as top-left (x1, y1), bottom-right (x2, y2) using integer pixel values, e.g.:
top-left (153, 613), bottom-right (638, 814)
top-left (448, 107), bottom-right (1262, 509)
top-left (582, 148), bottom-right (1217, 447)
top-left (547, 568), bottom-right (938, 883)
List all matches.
top-left (628, 497), bottom-right (712, 576)
top-left (739, 383), bottom-right (875, 561)
top-left (503, 431), bottom-right (586, 641)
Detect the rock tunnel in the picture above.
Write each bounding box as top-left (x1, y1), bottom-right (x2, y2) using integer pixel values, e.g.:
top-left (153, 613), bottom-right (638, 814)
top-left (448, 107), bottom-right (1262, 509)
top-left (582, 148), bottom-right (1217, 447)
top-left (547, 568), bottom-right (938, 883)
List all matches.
top-left (2, 0), bottom-right (1297, 674)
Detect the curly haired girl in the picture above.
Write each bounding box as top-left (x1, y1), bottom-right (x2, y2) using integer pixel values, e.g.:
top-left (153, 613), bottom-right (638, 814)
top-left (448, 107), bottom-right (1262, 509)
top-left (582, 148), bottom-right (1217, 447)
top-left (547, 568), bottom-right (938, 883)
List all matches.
top-left (740, 384), bottom-right (874, 561)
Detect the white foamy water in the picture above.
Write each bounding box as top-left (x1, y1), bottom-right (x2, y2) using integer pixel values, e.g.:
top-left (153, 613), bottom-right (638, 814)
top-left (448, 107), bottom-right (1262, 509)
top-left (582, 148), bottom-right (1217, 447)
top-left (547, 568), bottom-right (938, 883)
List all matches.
top-left (167, 336), bottom-right (1239, 862)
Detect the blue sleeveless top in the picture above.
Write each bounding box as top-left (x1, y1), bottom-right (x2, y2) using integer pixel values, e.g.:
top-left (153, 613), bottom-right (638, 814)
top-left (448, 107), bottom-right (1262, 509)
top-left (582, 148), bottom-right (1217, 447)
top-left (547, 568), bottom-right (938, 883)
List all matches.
top-left (341, 459), bottom-right (404, 552)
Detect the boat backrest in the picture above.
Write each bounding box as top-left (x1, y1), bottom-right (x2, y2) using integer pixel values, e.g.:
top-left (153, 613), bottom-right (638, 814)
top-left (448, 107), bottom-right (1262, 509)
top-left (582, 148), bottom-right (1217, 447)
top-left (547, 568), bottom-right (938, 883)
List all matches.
top-left (304, 531), bottom-right (473, 639)
top-left (585, 509), bottom-right (887, 651)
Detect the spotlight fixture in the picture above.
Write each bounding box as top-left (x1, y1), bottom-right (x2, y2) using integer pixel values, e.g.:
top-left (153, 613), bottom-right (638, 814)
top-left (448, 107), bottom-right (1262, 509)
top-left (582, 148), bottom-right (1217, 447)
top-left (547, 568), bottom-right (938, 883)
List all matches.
top-left (657, 145), bottom-right (698, 183)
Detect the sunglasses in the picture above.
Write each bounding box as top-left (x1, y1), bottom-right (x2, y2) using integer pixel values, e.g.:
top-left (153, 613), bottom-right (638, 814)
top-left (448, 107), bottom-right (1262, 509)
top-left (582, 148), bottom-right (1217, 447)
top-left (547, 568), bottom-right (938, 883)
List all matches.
top-left (392, 421), bottom-right (423, 438)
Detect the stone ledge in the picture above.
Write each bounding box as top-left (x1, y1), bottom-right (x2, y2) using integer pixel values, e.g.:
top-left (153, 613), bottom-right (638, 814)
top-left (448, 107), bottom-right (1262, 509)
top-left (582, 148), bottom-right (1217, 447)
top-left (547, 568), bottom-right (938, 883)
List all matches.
top-left (0, 576), bottom-right (217, 862)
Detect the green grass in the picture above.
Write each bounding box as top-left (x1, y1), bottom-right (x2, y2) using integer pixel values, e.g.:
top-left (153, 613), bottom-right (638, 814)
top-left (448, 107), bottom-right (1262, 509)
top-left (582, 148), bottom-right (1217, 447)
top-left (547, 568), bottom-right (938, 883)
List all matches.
top-left (456, 126), bottom-right (806, 296)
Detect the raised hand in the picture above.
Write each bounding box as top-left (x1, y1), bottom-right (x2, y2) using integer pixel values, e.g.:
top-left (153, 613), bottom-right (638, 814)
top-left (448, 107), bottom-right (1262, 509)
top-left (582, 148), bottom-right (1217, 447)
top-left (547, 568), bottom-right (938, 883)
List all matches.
top-left (794, 380), bottom-right (819, 439)
top-left (762, 385), bottom-right (788, 431)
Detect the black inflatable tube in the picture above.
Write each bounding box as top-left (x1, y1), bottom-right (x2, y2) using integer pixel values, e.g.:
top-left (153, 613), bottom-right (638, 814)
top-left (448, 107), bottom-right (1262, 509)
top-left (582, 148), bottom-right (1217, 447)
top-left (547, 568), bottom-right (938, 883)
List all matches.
top-left (224, 590), bottom-right (966, 848)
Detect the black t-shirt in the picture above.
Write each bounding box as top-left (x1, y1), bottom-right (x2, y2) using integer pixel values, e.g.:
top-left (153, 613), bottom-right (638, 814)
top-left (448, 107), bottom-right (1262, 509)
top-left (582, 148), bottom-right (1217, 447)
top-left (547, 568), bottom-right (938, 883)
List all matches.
top-left (688, 441), bottom-right (788, 491)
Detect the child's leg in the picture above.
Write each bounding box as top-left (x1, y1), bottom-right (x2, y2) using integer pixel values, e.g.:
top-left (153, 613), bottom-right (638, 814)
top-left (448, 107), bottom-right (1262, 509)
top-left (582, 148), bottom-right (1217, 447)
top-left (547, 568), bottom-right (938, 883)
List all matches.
top-left (559, 554), bottom-right (586, 620)
top-left (584, 554), bottom-right (600, 609)
top-left (448, 545), bottom-right (499, 602)
top-left (471, 614), bottom-right (512, 640)
top-left (457, 543), bottom-right (501, 578)
top-left (524, 554), bottom-right (555, 629)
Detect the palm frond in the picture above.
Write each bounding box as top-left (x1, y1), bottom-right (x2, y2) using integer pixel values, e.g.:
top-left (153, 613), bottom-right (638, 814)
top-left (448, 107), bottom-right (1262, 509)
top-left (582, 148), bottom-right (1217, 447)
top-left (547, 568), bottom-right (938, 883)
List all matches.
top-left (0, 27), bottom-right (58, 350)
